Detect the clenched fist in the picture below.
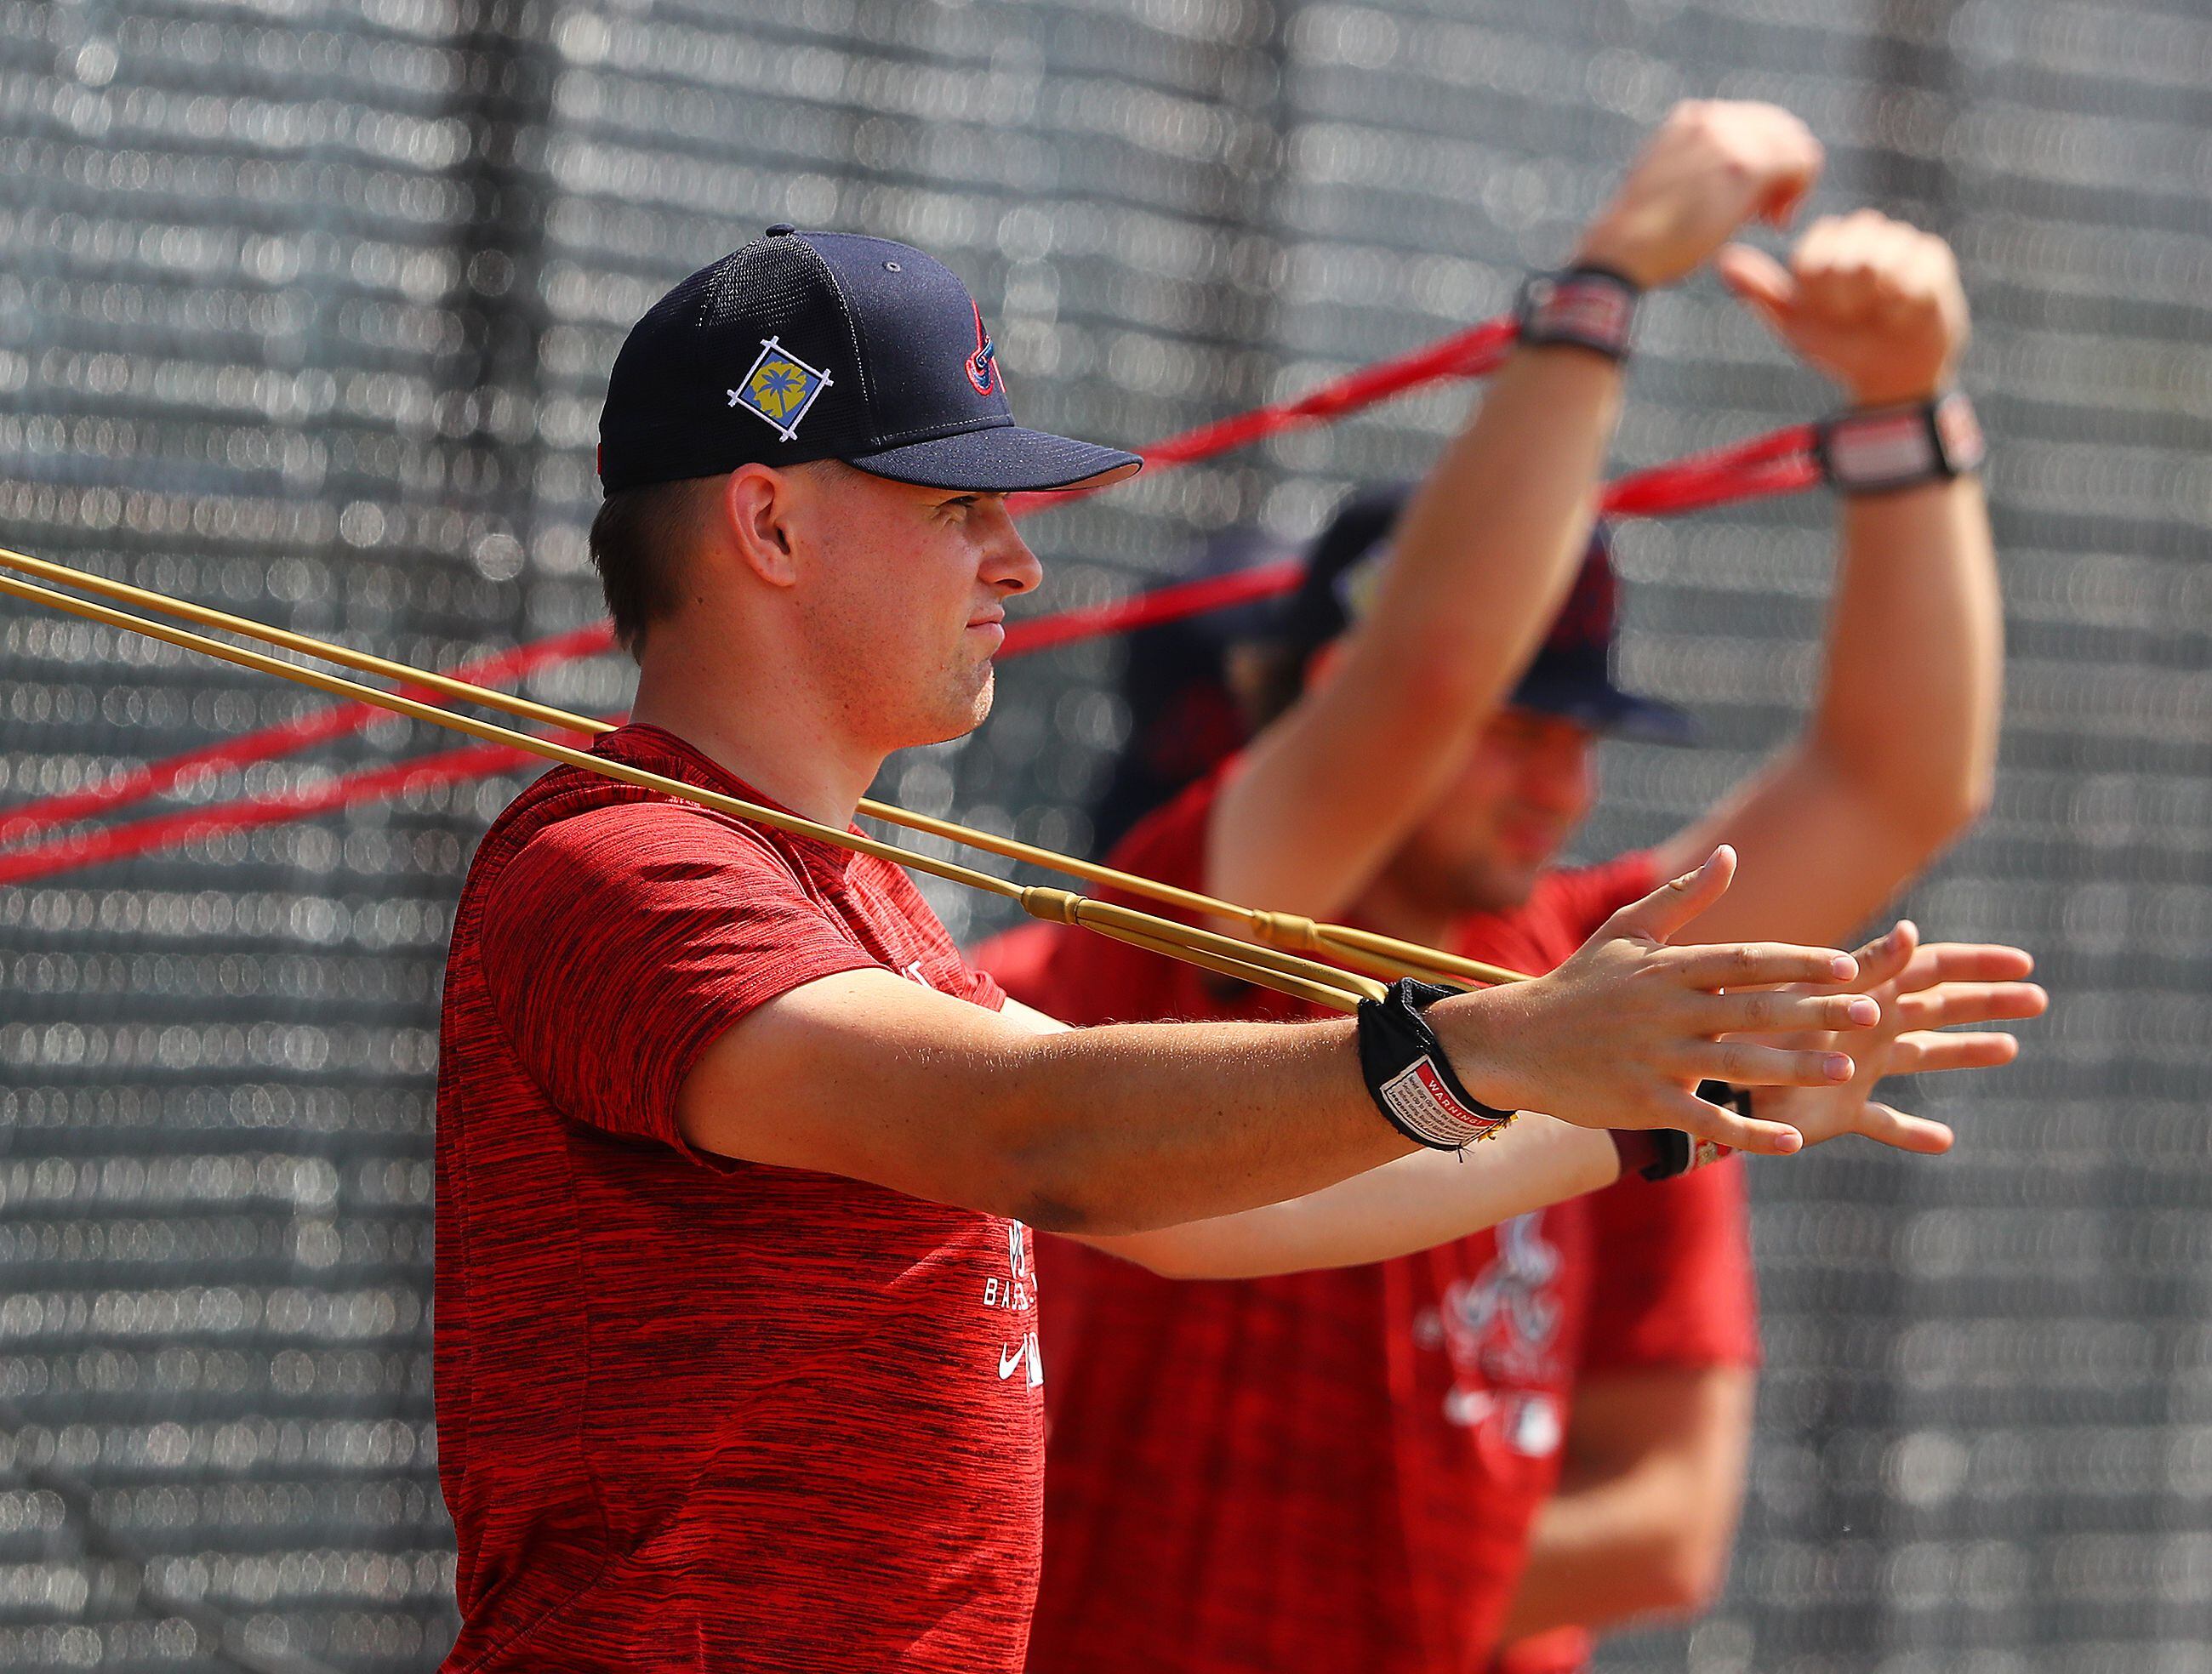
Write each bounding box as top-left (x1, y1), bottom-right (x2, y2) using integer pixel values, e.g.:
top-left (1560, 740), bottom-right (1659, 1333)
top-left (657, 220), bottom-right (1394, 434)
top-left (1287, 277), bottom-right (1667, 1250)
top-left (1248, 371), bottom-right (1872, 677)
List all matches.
top-left (1716, 211), bottom-right (1970, 406)
top-left (1573, 100), bottom-right (1825, 291)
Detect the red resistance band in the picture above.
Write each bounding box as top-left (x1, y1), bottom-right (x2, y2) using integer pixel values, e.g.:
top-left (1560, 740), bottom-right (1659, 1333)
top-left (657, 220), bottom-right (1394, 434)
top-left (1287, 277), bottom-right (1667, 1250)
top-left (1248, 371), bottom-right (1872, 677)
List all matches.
top-left (0, 318), bottom-right (1827, 885)
top-left (0, 622), bottom-right (616, 851)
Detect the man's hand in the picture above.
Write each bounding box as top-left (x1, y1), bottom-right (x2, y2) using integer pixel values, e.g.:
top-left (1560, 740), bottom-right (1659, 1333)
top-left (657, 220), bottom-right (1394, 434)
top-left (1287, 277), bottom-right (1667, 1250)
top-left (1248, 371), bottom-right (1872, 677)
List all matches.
top-left (1737, 920), bottom-right (2048, 1152)
top-left (1716, 211), bottom-right (1970, 406)
top-left (1431, 847), bottom-right (1875, 1158)
top-left (1573, 100), bottom-right (1824, 290)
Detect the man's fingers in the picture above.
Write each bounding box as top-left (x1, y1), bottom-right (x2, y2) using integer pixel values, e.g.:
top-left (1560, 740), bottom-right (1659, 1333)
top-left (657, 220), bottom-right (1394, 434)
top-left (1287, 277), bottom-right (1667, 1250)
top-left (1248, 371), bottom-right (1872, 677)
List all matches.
top-left (1668, 938), bottom-right (1859, 990)
top-left (1848, 920), bottom-right (1918, 995)
top-left (1690, 1041), bottom-right (1856, 1088)
top-left (1850, 1101), bottom-right (1956, 1156)
top-left (1702, 988), bottom-right (1879, 1036)
top-left (1715, 244), bottom-right (1798, 336)
top-left (1901, 942), bottom-right (2037, 988)
top-left (1604, 845), bottom-right (1736, 946)
top-left (1890, 1029), bottom-right (2022, 1074)
top-left (1753, 117), bottom-right (1823, 225)
top-left (1654, 1085), bottom-right (1804, 1157)
top-left (1891, 982), bottom-right (2050, 1030)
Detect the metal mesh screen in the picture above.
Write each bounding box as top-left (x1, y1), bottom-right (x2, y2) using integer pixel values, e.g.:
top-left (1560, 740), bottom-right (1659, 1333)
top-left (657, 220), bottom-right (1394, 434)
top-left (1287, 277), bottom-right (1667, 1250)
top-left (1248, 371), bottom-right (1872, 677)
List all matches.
top-left (0, 1), bottom-right (2205, 1668)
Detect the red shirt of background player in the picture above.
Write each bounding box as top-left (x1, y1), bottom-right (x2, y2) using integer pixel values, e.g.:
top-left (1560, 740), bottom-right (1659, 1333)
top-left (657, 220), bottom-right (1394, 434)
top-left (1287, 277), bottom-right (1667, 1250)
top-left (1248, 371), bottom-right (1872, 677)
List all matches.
top-left (981, 764), bottom-right (1760, 1674)
top-left (435, 725), bottom-right (1040, 1673)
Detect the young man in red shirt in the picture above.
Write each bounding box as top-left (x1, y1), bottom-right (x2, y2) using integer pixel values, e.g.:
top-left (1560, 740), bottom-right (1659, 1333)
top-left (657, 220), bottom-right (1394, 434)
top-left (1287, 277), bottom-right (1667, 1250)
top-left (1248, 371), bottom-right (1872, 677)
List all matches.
top-left (985, 207), bottom-right (2036, 1671)
top-left (432, 106), bottom-right (2036, 1672)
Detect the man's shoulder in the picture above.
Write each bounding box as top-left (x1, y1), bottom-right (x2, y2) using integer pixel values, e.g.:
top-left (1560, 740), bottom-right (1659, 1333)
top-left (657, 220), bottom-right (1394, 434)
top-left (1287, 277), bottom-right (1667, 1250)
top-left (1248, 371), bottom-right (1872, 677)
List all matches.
top-left (461, 765), bottom-right (807, 954)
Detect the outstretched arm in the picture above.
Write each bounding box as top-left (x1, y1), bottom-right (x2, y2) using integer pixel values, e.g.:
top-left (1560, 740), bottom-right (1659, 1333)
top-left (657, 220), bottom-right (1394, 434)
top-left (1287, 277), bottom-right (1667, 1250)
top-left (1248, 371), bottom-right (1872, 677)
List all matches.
top-left (1655, 214), bottom-right (2001, 946)
top-left (1213, 101), bottom-right (1825, 921)
top-left (1075, 915), bottom-right (2045, 1279)
top-left (674, 852), bottom-right (1870, 1238)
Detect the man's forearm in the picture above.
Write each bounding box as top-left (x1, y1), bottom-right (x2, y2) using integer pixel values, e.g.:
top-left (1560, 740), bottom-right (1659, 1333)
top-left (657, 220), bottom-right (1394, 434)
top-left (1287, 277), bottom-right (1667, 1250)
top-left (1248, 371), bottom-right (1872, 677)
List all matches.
top-left (1074, 1116), bottom-right (1620, 1280)
top-left (1211, 345), bottom-right (1622, 917)
top-left (1499, 1366), bottom-right (1755, 1638)
top-left (1811, 472), bottom-right (2001, 840)
top-left (1653, 472), bottom-right (2002, 943)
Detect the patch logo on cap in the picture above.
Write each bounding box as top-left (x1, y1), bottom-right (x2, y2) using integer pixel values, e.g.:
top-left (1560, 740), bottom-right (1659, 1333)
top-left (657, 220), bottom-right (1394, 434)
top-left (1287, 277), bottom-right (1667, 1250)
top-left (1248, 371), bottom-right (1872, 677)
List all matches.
top-left (965, 302), bottom-right (1001, 396)
top-left (728, 336), bottom-right (834, 442)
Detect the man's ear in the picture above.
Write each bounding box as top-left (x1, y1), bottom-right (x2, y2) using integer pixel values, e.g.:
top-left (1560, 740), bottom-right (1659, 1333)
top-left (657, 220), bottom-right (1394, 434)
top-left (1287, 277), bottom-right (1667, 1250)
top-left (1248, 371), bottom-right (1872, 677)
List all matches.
top-left (721, 464), bottom-right (802, 588)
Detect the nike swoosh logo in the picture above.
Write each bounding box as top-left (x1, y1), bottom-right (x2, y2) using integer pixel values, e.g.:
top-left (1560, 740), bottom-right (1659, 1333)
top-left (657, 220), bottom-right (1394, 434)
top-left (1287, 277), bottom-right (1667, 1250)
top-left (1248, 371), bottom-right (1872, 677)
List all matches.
top-left (997, 1341), bottom-right (1027, 1381)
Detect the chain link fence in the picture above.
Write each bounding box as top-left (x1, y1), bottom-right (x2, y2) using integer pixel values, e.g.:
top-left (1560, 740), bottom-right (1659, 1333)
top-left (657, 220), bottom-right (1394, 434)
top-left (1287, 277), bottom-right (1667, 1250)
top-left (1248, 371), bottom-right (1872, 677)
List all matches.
top-left (1, 0), bottom-right (2206, 1666)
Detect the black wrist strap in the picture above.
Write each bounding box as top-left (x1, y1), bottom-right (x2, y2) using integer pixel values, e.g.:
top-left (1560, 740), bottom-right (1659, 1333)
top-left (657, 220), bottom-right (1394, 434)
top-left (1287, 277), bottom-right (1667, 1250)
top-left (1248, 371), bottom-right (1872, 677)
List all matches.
top-left (1817, 391), bottom-right (1985, 494)
top-left (1355, 979), bottom-right (1518, 1153)
top-left (1514, 265), bottom-right (1641, 362)
top-left (1613, 1080), bottom-right (1745, 1181)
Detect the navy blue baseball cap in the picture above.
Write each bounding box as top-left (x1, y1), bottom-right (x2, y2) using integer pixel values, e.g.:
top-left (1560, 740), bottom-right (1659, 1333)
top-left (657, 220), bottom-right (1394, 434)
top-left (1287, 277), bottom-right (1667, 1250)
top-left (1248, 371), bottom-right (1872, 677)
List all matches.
top-left (597, 227), bottom-right (1142, 495)
top-left (1280, 483), bottom-right (1697, 746)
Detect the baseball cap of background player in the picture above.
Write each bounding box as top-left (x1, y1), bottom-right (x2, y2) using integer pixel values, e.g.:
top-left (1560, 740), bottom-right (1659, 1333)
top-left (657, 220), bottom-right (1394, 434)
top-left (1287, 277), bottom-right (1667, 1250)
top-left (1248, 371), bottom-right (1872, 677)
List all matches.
top-left (597, 226), bottom-right (1142, 496)
top-left (1278, 482), bottom-right (1698, 746)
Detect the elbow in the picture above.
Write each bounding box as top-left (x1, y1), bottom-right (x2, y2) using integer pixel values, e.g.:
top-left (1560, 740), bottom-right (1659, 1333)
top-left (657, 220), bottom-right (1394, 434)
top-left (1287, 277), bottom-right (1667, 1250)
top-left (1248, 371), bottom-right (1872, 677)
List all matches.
top-left (1396, 641), bottom-right (1501, 721)
top-left (1818, 737), bottom-right (1998, 863)
top-left (980, 1141), bottom-right (1109, 1236)
top-left (988, 1137), bottom-right (1150, 1238)
top-left (1643, 1532), bottom-right (1731, 1618)
top-left (1903, 765), bottom-right (1995, 862)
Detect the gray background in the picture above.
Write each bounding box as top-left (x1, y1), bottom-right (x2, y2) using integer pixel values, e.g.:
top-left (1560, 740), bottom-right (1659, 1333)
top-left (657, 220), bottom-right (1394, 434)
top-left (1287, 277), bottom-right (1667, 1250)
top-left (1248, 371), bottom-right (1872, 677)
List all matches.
top-left (1, 0), bottom-right (2208, 1668)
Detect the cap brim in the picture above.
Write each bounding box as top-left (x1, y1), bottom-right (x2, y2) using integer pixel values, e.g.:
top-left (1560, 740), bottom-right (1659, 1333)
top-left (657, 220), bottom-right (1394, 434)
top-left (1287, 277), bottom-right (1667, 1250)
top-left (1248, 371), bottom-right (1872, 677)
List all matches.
top-left (845, 424), bottom-right (1142, 493)
top-left (1513, 672), bottom-right (1700, 747)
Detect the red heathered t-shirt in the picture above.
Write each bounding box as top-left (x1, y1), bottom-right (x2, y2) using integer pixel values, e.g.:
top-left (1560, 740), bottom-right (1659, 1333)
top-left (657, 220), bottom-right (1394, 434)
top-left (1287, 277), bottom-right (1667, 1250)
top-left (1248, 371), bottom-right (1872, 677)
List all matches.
top-left (978, 764), bottom-right (1757, 1674)
top-left (434, 724), bottom-right (1041, 1673)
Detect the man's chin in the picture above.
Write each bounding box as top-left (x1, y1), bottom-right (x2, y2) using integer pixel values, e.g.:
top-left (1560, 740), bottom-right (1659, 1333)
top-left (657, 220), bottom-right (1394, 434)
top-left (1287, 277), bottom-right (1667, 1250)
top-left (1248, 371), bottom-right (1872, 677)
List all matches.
top-left (906, 668), bottom-right (995, 749)
top-left (1446, 859), bottom-right (1546, 919)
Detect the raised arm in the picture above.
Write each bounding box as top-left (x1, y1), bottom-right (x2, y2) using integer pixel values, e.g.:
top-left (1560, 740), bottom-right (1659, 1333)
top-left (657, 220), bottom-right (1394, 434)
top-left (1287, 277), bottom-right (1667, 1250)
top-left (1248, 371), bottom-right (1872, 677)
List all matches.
top-left (1213, 101), bottom-right (1825, 920)
top-left (1654, 214), bottom-right (2001, 945)
top-left (675, 851), bottom-right (1875, 1238)
top-left (1071, 915), bottom-right (2044, 1279)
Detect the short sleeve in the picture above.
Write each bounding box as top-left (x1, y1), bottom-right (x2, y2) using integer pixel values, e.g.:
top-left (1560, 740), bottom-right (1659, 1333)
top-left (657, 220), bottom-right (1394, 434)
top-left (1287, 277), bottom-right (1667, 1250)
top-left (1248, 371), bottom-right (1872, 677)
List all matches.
top-left (476, 802), bottom-right (881, 1153)
top-left (1576, 1157), bottom-right (1761, 1378)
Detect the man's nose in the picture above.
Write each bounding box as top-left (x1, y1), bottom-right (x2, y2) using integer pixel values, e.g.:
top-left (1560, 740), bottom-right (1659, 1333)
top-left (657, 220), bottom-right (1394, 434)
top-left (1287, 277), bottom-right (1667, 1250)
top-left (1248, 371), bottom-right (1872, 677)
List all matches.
top-left (979, 504), bottom-right (1043, 597)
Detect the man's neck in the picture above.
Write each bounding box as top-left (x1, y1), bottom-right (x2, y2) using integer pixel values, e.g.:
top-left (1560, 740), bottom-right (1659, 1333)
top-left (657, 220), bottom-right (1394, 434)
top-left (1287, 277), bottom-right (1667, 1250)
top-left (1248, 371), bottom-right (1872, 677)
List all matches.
top-left (629, 635), bottom-right (883, 827)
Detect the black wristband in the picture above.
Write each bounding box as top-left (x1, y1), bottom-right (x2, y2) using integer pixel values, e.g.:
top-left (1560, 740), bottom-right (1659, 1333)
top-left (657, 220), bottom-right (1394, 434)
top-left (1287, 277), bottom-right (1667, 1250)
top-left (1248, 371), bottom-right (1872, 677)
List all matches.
top-left (1616, 1080), bottom-right (1747, 1181)
top-left (1514, 265), bottom-right (1641, 362)
top-left (1816, 391), bottom-right (1985, 494)
top-left (1355, 979), bottom-right (1518, 1152)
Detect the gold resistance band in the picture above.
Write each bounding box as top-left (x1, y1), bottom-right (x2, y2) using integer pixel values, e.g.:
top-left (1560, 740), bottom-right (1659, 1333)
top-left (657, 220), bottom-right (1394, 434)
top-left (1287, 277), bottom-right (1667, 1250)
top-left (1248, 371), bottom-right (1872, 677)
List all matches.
top-left (0, 544), bottom-right (1537, 1005)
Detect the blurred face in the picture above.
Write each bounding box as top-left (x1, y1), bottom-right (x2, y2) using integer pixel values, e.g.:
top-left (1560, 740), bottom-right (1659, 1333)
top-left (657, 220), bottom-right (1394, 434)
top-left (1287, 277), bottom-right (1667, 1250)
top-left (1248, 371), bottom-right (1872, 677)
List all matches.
top-left (1382, 708), bottom-right (1599, 915)
top-left (785, 463), bottom-right (1042, 752)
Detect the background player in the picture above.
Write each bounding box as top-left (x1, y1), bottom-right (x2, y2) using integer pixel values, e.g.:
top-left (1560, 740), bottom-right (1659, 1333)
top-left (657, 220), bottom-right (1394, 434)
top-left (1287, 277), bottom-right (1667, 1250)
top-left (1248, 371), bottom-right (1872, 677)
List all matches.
top-left (985, 208), bottom-right (2027, 1672)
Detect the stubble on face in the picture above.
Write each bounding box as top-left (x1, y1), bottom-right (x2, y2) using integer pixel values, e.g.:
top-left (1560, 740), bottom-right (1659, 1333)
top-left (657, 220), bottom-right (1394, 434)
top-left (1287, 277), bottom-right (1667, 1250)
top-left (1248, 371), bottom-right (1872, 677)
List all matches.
top-left (793, 465), bottom-right (1016, 754)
